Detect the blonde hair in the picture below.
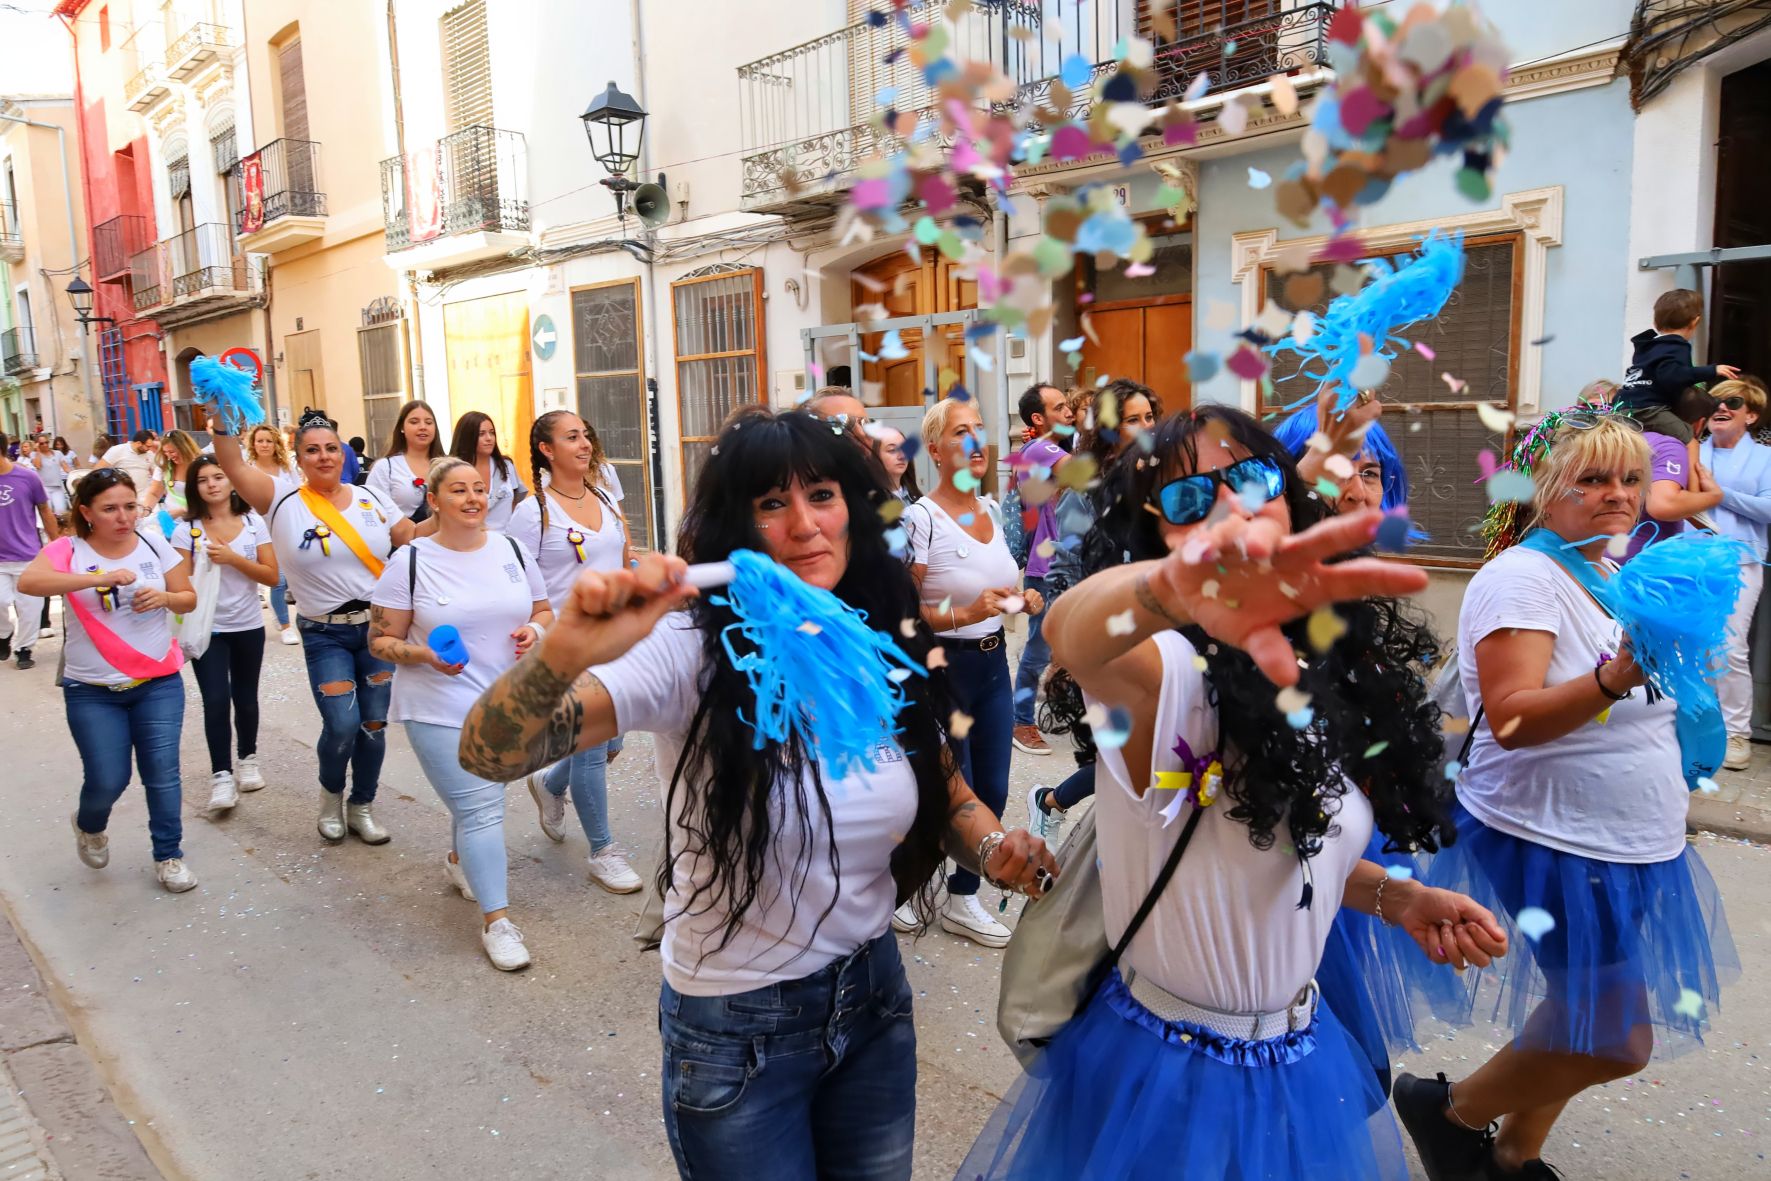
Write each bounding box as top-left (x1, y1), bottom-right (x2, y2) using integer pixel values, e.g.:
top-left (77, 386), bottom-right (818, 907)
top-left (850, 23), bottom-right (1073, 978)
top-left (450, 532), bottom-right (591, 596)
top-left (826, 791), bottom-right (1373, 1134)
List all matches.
top-left (248, 423), bottom-right (290, 470)
top-left (920, 396), bottom-right (979, 456)
top-left (1712, 378), bottom-right (1766, 420)
top-left (424, 455), bottom-right (475, 491)
top-left (159, 429), bottom-right (201, 479)
top-left (1528, 417), bottom-right (1650, 530)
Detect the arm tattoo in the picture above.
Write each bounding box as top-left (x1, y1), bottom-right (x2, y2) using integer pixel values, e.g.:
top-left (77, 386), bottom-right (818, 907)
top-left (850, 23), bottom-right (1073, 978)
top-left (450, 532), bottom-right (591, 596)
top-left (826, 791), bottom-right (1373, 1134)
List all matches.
top-left (944, 799), bottom-right (985, 872)
top-left (1134, 572), bottom-right (1189, 629)
top-left (458, 652), bottom-right (594, 781)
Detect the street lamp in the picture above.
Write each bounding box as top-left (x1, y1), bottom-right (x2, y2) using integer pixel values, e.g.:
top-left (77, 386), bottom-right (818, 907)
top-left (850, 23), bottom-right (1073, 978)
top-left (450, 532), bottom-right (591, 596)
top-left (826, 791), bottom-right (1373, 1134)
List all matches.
top-left (581, 81), bottom-right (661, 224)
top-left (65, 277), bottom-right (114, 329)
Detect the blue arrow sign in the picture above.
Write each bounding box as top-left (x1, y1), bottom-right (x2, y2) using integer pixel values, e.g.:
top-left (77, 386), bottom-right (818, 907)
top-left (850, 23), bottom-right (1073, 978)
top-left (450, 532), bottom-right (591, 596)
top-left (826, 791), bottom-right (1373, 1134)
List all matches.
top-left (532, 313), bottom-right (558, 361)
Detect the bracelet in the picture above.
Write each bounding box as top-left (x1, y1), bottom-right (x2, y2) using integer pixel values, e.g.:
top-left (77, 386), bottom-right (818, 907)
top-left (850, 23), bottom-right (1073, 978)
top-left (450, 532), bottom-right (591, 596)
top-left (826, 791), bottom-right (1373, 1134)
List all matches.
top-left (525, 621), bottom-right (547, 640)
top-left (1373, 874), bottom-right (1394, 927)
top-left (977, 830), bottom-right (1008, 887)
top-left (1593, 664), bottom-right (1629, 702)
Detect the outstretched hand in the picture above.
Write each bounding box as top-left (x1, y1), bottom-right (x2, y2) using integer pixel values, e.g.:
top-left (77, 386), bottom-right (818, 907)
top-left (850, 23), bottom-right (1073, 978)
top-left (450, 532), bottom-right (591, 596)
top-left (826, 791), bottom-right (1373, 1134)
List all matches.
top-left (1144, 509), bottom-right (1428, 685)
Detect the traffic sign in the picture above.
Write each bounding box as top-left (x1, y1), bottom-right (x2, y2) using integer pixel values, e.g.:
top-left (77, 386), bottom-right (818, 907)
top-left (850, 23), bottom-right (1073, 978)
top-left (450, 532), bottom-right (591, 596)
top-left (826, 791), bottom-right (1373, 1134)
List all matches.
top-left (532, 314), bottom-right (558, 361)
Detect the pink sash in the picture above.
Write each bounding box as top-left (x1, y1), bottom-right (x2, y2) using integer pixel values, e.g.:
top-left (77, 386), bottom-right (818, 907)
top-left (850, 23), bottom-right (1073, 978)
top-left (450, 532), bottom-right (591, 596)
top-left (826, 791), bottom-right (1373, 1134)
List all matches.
top-left (45, 536), bottom-right (184, 679)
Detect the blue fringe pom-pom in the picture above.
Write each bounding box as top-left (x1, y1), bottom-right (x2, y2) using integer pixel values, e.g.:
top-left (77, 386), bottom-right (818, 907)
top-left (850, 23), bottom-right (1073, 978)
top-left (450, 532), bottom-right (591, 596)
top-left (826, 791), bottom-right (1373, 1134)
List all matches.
top-left (1608, 532), bottom-right (1748, 705)
top-left (189, 354), bottom-right (264, 434)
top-left (1268, 229), bottom-right (1466, 413)
top-left (711, 549), bottom-right (926, 776)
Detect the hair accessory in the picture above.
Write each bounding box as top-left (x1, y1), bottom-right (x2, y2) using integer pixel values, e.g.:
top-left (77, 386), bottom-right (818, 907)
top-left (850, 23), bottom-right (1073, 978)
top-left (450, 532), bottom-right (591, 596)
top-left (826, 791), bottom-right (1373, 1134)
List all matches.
top-left (188, 355), bottom-right (264, 435)
top-left (1479, 404), bottom-right (1639, 560)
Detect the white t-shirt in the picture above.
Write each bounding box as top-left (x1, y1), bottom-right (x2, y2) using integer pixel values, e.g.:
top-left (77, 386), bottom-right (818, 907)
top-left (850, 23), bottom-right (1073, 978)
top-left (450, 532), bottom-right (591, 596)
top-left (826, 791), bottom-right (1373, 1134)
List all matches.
top-left (365, 453), bottom-right (429, 518)
top-left (1091, 630), bottom-right (1373, 1014)
top-left (594, 616), bottom-right (920, 997)
top-left (62, 531), bottom-right (185, 686)
top-left (1455, 546), bottom-right (1687, 863)
top-left (482, 460), bottom-right (530, 531)
top-left (267, 473), bottom-right (399, 615)
top-left (172, 512), bottom-right (272, 633)
top-left (904, 496), bottom-right (1019, 639)
top-left (100, 443), bottom-right (157, 500)
top-left (507, 488), bottom-right (626, 611)
top-left (370, 533), bottom-right (547, 728)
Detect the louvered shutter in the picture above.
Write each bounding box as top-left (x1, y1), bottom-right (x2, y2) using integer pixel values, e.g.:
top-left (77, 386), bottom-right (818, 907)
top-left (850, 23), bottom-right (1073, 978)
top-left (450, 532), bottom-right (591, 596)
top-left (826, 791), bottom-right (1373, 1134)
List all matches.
top-left (280, 39), bottom-right (310, 142)
top-left (442, 0), bottom-right (493, 131)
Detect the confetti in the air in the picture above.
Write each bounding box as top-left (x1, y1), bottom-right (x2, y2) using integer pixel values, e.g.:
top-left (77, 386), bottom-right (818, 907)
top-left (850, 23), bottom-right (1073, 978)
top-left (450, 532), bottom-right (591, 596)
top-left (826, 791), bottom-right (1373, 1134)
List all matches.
top-left (1515, 906), bottom-right (1557, 942)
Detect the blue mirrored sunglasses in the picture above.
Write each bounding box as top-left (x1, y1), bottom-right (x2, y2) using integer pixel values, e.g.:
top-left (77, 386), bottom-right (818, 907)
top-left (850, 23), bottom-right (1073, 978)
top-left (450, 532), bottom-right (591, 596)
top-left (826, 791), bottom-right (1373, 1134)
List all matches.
top-left (1153, 455), bottom-right (1287, 526)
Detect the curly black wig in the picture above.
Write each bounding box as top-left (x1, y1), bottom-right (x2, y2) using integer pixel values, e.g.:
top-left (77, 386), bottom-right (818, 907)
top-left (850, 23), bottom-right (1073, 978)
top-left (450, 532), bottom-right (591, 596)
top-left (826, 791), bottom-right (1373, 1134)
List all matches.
top-left (667, 408), bottom-right (954, 963)
top-left (1048, 404), bottom-right (1453, 858)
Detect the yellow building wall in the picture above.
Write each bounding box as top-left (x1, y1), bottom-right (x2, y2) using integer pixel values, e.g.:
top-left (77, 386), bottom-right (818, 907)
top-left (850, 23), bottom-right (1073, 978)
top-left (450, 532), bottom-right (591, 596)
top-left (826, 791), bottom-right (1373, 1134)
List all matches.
top-left (442, 292), bottom-right (534, 488)
top-left (263, 231), bottom-right (399, 443)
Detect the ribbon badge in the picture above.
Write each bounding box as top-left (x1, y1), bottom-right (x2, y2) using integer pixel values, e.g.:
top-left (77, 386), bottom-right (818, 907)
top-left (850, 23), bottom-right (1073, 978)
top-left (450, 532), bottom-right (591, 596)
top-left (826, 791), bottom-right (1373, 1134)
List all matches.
top-left (89, 564), bottom-right (116, 613)
top-left (566, 528), bottom-right (587, 563)
top-left (1151, 735), bottom-right (1224, 826)
top-left (412, 478), bottom-right (426, 490)
top-left (302, 524), bottom-right (333, 557)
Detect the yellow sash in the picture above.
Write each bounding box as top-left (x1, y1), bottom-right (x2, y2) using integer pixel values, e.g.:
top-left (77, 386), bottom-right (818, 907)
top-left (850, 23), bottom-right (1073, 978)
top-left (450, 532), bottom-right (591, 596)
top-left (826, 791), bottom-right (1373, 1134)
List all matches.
top-left (298, 486), bottom-right (386, 578)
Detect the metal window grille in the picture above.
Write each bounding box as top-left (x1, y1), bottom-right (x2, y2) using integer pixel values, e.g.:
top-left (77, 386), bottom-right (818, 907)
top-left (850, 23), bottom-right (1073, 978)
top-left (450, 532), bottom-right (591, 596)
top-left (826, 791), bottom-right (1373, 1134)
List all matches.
top-left (441, 0), bottom-right (493, 132)
top-left (571, 279), bottom-right (654, 549)
top-left (358, 320), bottom-right (405, 459)
top-left (672, 266), bottom-right (765, 495)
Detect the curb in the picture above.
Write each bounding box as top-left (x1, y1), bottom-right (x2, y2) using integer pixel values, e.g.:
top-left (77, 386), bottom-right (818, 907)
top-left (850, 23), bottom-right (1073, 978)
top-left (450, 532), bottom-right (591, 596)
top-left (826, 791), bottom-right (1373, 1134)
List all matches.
top-left (1688, 794), bottom-right (1771, 844)
top-left (0, 908), bottom-right (163, 1181)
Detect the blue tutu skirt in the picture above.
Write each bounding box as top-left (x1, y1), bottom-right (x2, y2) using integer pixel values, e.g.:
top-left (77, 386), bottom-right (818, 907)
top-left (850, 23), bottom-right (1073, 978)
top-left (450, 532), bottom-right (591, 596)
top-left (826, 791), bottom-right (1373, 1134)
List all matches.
top-left (1425, 802), bottom-right (1739, 1060)
top-left (957, 969), bottom-right (1407, 1181)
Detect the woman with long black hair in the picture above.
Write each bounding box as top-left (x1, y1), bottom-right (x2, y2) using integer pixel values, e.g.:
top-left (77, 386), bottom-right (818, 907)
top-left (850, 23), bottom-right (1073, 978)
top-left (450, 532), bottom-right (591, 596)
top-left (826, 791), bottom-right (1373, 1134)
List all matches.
top-left (366, 400), bottom-right (444, 519)
top-left (448, 410), bottom-right (528, 530)
top-left (961, 405), bottom-right (1506, 1181)
top-left (460, 407), bottom-right (1056, 1181)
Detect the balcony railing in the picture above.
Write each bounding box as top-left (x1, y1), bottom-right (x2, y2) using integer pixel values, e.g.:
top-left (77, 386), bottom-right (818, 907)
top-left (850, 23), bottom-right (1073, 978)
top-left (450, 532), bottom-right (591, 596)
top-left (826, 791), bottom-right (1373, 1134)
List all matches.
top-left (2, 326), bottom-right (38, 376)
top-left (95, 213), bottom-right (151, 281)
top-left (130, 223), bottom-right (256, 312)
top-left (165, 21), bottom-right (234, 80)
top-left (0, 199), bottom-right (20, 263)
top-left (379, 125), bottom-right (529, 254)
top-left (231, 138), bottom-right (327, 235)
top-left (124, 61), bottom-right (170, 112)
top-left (737, 0), bottom-right (1339, 207)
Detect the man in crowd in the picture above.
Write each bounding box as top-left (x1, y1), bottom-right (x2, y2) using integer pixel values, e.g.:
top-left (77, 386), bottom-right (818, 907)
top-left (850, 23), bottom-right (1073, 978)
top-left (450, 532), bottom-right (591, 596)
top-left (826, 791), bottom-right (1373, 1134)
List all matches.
top-left (0, 431), bottom-right (59, 669)
top-left (102, 428), bottom-right (160, 510)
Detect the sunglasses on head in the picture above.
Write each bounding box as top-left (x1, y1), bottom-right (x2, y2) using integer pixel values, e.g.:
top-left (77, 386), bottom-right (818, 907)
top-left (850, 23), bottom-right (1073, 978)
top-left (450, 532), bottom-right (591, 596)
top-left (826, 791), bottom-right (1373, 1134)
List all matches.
top-left (1153, 455), bottom-right (1286, 526)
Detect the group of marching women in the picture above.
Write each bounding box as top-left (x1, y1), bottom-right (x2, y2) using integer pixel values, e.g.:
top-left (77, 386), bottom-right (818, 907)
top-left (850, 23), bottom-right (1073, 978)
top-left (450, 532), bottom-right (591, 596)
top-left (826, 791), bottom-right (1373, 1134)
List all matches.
top-left (21, 368), bottom-right (1738, 1178)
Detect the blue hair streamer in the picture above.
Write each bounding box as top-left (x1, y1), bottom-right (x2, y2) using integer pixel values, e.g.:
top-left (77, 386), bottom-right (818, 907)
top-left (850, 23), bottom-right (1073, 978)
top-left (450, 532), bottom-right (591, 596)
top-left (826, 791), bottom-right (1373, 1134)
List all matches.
top-left (188, 354), bottom-right (265, 435)
top-left (1267, 229), bottom-right (1466, 413)
top-left (710, 549), bottom-right (926, 776)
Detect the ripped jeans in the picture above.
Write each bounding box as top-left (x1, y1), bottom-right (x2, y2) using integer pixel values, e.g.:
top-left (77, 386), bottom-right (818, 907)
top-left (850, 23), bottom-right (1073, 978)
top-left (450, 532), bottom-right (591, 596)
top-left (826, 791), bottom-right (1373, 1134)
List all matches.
top-left (297, 617), bottom-right (393, 803)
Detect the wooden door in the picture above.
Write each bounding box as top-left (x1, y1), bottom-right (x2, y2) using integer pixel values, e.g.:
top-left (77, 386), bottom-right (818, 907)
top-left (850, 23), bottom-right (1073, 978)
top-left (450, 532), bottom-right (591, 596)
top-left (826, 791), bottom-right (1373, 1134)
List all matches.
top-left (1079, 302), bottom-right (1193, 410)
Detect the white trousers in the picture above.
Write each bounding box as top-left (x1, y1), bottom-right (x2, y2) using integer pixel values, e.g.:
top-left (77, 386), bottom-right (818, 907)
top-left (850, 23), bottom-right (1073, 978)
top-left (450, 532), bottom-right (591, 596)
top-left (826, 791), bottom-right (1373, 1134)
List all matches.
top-left (0, 560), bottom-right (43, 652)
top-left (1721, 560), bottom-right (1764, 737)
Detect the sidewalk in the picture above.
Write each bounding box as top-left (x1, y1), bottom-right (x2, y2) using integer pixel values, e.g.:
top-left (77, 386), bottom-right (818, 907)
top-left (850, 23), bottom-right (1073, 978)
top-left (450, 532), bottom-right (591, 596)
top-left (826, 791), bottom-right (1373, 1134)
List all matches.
top-left (1690, 739), bottom-right (1771, 841)
top-left (0, 906), bottom-right (164, 1181)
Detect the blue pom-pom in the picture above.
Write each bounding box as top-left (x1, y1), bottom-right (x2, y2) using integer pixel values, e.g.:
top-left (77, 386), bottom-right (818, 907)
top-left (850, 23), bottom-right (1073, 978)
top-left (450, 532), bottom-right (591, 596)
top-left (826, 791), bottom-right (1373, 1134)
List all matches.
top-left (710, 549), bottom-right (926, 776)
top-left (189, 354), bottom-right (264, 434)
top-left (1609, 533), bottom-right (1748, 704)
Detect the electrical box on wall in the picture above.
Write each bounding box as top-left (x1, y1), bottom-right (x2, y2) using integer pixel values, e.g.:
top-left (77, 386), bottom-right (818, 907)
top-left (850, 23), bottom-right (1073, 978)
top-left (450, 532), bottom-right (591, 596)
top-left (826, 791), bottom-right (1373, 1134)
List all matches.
top-left (1006, 335), bottom-right (1031, 377)
top-left (774, 369), bottom-right (809, 407)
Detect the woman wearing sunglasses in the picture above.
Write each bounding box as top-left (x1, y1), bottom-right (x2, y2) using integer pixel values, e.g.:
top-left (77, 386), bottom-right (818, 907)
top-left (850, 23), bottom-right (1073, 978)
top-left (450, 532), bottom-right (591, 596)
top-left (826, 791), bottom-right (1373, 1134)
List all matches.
top-left (1698, 380), bottom-right (1771, 770)
top-left (893, 396), bottom-right (1044, 949)
top-left (18, 467), bottom-right (200, 892)
top-left (963, 405), bottom-right (1505, 1181)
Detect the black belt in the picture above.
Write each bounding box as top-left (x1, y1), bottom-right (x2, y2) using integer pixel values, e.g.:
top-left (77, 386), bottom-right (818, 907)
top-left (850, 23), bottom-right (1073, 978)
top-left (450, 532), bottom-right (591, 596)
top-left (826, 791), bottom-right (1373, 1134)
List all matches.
top-left (943, 631), bottom-right (1003, 652)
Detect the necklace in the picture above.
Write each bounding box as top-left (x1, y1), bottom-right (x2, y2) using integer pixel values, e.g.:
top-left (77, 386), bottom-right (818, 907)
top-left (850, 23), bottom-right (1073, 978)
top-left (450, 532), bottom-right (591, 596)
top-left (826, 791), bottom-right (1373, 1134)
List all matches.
top-left (550, 479), bottom-right (591, 502)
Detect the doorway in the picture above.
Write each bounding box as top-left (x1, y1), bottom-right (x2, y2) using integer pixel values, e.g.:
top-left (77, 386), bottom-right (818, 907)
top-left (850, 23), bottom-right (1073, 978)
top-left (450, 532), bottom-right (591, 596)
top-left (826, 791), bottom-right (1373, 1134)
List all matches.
top-left (1076, 229), bottom-right (1194, 409)
top-left (1710, 58), bottom-right (1771, 381)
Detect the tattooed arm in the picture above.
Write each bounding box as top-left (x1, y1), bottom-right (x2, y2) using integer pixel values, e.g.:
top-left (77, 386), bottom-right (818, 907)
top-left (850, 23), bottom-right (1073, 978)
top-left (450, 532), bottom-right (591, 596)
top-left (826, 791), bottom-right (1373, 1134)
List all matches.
top-left (368, 603), bottom-right (460, 673)
top-left (942, 764), bottom-right (1060, 897)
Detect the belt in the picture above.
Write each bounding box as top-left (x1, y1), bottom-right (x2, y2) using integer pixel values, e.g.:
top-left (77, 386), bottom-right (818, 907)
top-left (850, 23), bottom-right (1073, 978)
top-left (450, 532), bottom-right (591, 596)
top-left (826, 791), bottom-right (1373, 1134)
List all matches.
top-left (1124, 968), bottom-right (1318, 1041)
top-left (302, 609), bottom-right (371, 626)
top-left (942, 631), bottom-right (1003, 652)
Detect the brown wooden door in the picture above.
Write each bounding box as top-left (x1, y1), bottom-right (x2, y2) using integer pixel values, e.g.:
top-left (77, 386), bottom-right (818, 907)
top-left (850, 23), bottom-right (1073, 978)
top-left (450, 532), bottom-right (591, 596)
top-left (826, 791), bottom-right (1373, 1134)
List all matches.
top-left (1079, 302), bottom-right (1193, 410)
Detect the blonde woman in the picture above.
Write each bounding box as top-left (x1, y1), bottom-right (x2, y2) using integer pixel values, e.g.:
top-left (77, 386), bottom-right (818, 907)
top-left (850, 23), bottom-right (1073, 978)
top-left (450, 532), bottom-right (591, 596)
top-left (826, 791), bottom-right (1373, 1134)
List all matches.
top-left (249, 424), bottom-right (300, 643)
top-left (152, 430), bottom-right (201, 522)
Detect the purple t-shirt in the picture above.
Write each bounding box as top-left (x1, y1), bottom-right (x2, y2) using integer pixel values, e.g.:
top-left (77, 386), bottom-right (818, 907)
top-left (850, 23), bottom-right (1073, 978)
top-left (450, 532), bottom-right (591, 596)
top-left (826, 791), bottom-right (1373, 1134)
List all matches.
top-left (0, 465), bottom-right (48, 562)
top-left (1013, 438), bottom-right (1069, 579)
top-left (1624, 431), bottom-right (1690, 561)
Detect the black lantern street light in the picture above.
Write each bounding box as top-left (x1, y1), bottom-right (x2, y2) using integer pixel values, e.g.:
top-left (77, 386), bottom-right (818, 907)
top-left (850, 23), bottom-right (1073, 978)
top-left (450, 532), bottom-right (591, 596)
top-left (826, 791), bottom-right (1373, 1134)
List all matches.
top-left (581, 80), bottom-right (667, 228)
top-left (65, 276), bottom-right (115, 330)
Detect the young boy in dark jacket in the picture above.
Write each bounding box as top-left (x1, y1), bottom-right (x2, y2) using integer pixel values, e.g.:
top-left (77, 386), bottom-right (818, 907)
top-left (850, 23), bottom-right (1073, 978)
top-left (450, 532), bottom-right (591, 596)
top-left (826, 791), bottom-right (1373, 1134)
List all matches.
top-left (1615, 288), bottom-right (1741, 442)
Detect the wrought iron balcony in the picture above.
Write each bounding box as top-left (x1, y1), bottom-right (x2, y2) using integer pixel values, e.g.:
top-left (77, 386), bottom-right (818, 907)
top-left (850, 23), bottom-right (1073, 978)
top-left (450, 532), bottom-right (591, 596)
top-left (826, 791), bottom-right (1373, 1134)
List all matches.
top-left (379, 126), bottom-right (529, 265)
top-left (165, 21), bottom-right (234, 81)
top-left (124, 62), bottom-right (170, 112)
top-left (0, 199), bottom-right (21, 264)
top-left (130, 223), bottom-right (260, 318)
top-left (94, 214), bottom-right (151, 281)
top-left (737, 0), bottom-right (1339, 210)
top-left (2, 326), bottom-right (38, 376)
top-left (232, 138), bottom-right (327, 252)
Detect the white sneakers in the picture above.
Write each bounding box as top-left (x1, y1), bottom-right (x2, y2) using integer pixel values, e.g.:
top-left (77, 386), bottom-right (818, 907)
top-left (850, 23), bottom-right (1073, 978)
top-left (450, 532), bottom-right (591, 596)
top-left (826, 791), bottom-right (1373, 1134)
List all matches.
top-left (444, 853), bottom-right (477, 902)
top-left (346, 803), bottom-right (391, 845)
top-left (1724, 734), bottom-right (1753, 771)
top-left (1026, 784), bottom-right (1066, 847)
top-left (939, 892), bottom-right (1012, 949)
top-left (207, 770), bottom-right (239, 815)
top-left (587, 849), bottom-right (643, 894)
top-left (481, 918), bottom-right (531, 971)
top-left (528, 773), bottom-right (567, 842)
top-left (237, 755), bottom-right (265, 791)
top-left (155, 858), bottom-right (198, 893)
top-left (71, 813), bottom-right (108, 868)
top-left (280, 625), bottom-right (299, 646)
top-left (317, 791), bottom-right (346, 841)
top-left (891, 897), bottom-right (926, 934)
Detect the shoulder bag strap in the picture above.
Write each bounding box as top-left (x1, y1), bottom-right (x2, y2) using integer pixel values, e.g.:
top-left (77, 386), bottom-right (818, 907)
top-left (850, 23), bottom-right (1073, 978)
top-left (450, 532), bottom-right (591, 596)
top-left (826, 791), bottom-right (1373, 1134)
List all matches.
top-left (506, 533), bottom-right (527, 569)
top-left (1100, 803), bottom-right (1207, 977)
top-left (408, 543), bottom-right (419, 600)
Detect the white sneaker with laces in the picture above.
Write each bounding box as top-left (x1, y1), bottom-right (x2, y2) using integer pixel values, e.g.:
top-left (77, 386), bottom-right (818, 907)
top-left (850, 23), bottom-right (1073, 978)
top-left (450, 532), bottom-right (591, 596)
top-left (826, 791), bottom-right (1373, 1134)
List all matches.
top-left (1026, 784), bottom-right (1066, 846)
top-left (280, 625), bottom-right (299, 646)
top-left (528, 773), bottom-right (567, 842)
top-left (156, 858), bottom-right (198, 893)
top-left (586, 849), bottom-right (643, 894)
top-left (481, 918), bottom-right (531, 971)
top-left (891, 898), bottom-right (927, 934)
top-left (1724, 734), bottom-right (1752, 771)
top-left (939, 892), bottom-right (1011, 948)
top-left (237, 754), bottom-right (265, 791)
top-left (72, 812), bottom-right (108, 869)
top-left (207, 770), bottom-right (239, 814)
top-left (444, 853), bottom-right (477, 902)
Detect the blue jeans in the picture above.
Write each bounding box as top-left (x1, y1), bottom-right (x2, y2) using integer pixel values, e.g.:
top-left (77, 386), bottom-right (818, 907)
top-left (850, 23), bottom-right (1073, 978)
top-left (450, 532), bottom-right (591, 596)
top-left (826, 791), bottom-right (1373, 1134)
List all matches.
top-left (946, 639), bottom-right (1013, 896)
top-left (269, 573), bottom-right (290, 628)
top-left (659, 932), bottom-right (916, 1181)
top-left (1012, 575), bottom-right (1051, 726)
top-left (405, 722), bottom-right (509, 914)
top-left (545, 742), bottom-right (613, 852)
top-left (1052, 761), bottom-right (1097, 810)
top-left (65, 674), bottom-right (185, 861)
top-left (296, 617), bottom-right (392, 802)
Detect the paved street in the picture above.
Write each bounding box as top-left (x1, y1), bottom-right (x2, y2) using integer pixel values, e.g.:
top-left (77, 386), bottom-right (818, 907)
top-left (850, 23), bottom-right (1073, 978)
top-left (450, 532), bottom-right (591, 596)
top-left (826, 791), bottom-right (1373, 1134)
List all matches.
top-left (0, 615), bottom-right (1767, 1180)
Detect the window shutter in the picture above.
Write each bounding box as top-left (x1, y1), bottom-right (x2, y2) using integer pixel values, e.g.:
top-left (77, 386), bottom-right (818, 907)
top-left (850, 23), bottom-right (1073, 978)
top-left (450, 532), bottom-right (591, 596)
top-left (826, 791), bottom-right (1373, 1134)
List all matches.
top-left (442, 0), bottom-right (493, 132)
top-left (210, 124), bottom-right (237, 174)
top-left (279, 39), bottom-right (309, 142)
top-left (168, 155), bottom-right (191, 199)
